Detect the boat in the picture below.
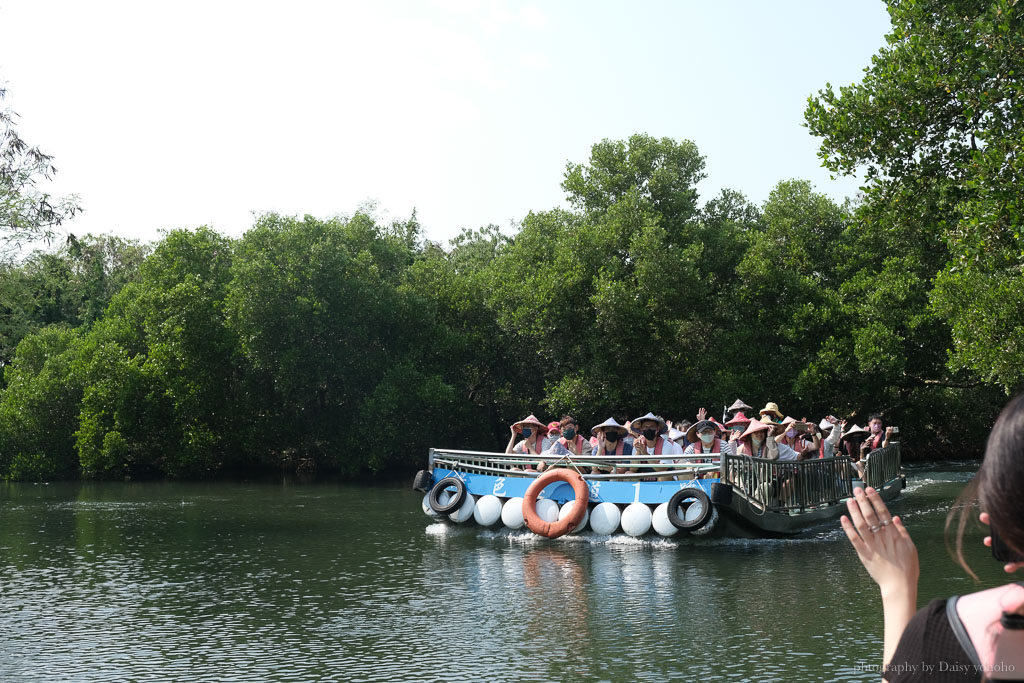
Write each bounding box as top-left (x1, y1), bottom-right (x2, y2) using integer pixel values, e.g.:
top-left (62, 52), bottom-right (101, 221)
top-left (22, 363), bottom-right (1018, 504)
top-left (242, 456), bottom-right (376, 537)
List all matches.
top-left (412, 443), bottom-right (905, 539)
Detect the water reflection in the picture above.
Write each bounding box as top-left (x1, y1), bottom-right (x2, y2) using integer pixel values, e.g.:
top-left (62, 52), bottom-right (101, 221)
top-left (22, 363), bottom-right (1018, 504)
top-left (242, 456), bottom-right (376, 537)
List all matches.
top-left (0, 473), bottom-right (1008, 682)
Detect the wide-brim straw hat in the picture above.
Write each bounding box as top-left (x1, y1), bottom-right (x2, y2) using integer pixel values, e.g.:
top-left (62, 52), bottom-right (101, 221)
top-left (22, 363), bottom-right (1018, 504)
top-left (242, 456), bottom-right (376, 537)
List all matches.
top-left (632, 412), bottom-right (667, 434)
top-left (728, 399), bottom-right (754, 413)
top-left (759, 402), bottom-right (784, 420)
top-left (687, 419), bottom-right (723, 443)
top-left (513, 414), bottom-right (547, 433)
top-left (740, 418), bottom-right (772, 440)
top-left (780, 416), bottom-right (810, 433)
top-left (725, 411), bottom-right (752, 427)
top-left (841, 424), bottom-right (869, 441)
top-left (591, 417), bottom-right (627, 436)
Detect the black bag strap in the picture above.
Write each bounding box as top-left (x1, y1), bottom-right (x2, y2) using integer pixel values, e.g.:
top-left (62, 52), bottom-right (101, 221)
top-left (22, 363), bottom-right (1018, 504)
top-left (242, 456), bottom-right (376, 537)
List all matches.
top-left (946, 595), bottom-right (983, 669)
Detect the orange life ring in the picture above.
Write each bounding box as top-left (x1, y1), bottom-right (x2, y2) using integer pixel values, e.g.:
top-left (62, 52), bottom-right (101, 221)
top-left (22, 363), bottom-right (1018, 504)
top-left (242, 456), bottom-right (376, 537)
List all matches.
top-left (523, 469), bottom-right (589, 538)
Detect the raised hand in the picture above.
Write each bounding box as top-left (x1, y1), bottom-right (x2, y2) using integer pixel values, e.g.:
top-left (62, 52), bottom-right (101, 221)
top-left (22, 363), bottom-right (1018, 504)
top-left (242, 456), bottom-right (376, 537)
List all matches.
top-left (841, 486), bottom-right (919, 593)
top-left (696, 407), bottom-right (708, 421)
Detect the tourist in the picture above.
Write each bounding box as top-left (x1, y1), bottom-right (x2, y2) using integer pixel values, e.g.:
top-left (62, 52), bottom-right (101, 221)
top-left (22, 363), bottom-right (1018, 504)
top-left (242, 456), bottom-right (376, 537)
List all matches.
top-left (817, 417), bottom-right (843, 458)
top-left (725, 411), bottom-right (752, 445)
top-left (840, 393), bottom-right (1024, 679)
top-left (543, 415), bottom-right (593, 457)
top-left (840, 424), bottom-right (870, 478)
top-left (675, 419), bottom-right (693, 449)
top-left (776, 416), bottom-right (818, 456)
top-left (684, 419), bottom-right (735, 480)
top-left (861, 413), bottom-right (893, 457)
top-left (684, 419), bottom-right (736, 456)
top-left (759, 402), bottom-right (784, 424)
top-left (725, 398), bottom-right (754, 422)
top-left (632, 412), bottom-right (682, 478)
top-left (590, 417), bottom-right (632, 474)
top-left (505, 415), bottom-right (548, 471)
top-left (543, 420), bottom-right (561, 451)
top-left (737, 419), bottom-right (800, 460)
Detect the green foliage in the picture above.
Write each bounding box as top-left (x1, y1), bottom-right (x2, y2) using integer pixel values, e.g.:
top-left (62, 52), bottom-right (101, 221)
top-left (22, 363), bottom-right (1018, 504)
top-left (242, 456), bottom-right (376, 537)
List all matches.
top-left (0, 234), bottom-right (146, 366)
top-left (0, 87), bottom-right (81, 261)
top-left (0, 326), bottom-right (83, 479)
top-left (806, 0), bottom-right (1024, 391)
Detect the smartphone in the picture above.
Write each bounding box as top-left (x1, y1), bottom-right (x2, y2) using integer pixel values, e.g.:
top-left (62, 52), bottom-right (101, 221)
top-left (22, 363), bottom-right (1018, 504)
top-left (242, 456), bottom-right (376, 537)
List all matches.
top-left (992, 528), bottom-right (1024, 563)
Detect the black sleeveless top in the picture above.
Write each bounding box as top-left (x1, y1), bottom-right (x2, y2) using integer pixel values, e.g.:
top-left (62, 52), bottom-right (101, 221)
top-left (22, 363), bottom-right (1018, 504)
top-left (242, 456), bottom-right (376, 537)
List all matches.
top-left (883, 598), bottom-right (976, 682)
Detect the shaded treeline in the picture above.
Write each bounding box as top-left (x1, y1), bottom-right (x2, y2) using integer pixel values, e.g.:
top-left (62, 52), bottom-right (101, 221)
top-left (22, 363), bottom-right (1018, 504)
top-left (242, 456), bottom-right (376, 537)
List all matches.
top-left (0, 133), bottom-right (1012, 480)
top-left (4, 0), bottom-right (1024, 479)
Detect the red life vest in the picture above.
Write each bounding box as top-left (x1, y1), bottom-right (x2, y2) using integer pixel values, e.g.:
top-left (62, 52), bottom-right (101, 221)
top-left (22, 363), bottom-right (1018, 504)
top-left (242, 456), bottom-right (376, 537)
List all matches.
top-left (558, 435), bottom-right (586, 453)
top-left (692, 438), bottom-right (724, 454)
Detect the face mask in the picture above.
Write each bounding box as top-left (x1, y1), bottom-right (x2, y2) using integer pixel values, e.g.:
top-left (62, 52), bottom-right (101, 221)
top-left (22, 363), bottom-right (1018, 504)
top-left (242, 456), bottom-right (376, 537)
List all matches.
top-left (563, 428), bottom-right (576, 439)
top-left (605, 431), bottom-right (619, 443)
top-left (699, 432), bottom-right (715, 444)
top-left (786, 428), bottom-right (797, 439)
top-left (521, 428), bottom-right (532, 438)
top-left (642, 428), bottom-right (658, 441)
top-left (871, 424), bottom-right (882, 434)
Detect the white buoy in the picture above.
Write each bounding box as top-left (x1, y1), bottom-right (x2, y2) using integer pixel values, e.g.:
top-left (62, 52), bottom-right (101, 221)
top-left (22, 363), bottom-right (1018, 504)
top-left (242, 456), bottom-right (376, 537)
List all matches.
top-left (558, 500), bottom-right (589, 534)
top-left (534, 498), bottom-right (559, 523)
top-left (621, 502), bottom-right (653, 537)
top-left (652, 502), bottom-right (678, 537)
top-left (422, 493), bottom-right (441, 518)
top-left (501, 497), bottom-right (525, 529)
top-left (683, 497), bottom-right (706, 526)
top-left (449, 493), bottom-right (476, 523)
top-left (589, 502), bottom-right (621, 535)
top-left (473, 495), bottom-right (503, 526)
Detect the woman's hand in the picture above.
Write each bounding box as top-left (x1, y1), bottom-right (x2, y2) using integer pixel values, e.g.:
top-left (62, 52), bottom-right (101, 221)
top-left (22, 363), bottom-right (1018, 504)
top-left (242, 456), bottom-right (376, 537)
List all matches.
top-left (980, 512), bottom-right (1024, 573)
top-left (843, 486), bottom-right (920, 669)
top-left (841, 486), bottom-right (919, 594)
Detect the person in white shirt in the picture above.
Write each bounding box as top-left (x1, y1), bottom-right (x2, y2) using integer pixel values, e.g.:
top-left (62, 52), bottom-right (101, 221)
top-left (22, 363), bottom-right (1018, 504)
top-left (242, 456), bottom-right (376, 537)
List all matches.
top-left (631, 412), bottom-right (682, 479)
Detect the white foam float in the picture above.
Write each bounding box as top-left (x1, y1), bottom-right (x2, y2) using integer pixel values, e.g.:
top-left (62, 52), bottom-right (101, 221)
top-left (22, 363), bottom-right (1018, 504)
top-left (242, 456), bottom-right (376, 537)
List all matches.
top-left (422, 493), bottom-right (441, 518)
top-left (621, 502), bottom-right (653, 537)
top-left (589, 502), bottom-right (621, 535)
top-left (449, 493), bottom-right (476, 523)
top-left (651, 502), bottom-right (678, 537)
top-left (473, 494), bottom-right (503, 526)
top-left (501, 496), bottom-right (525, 529)
top-left (558, 500), bottom-right (590, 534)
top-left (534, 498), bottom-right (559, 523)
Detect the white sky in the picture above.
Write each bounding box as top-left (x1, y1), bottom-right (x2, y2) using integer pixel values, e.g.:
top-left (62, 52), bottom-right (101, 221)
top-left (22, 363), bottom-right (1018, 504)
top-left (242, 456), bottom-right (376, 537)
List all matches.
top-left (0, 1), bottom-right (892, 246)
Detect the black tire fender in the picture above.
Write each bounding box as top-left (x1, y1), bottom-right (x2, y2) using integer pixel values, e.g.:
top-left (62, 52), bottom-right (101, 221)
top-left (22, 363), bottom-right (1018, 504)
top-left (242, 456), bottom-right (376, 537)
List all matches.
top-left (412, 470), bottom-right (433, 492)
top-left (667, 487), bottom-right (713, 531)
top-left (428, 477), bottom-right (466, 515)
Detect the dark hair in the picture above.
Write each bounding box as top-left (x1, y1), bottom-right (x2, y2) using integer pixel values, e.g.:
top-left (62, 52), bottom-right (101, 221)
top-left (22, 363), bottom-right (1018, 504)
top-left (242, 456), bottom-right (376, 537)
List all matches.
top-left (868, 413), bottom-right (883, 424)
top-left (947, 393), bottom-right (1024, 579)
top-left (678, 420), bottom-right (693, 431)
top-left (559, 415), bottom-right (577, 428)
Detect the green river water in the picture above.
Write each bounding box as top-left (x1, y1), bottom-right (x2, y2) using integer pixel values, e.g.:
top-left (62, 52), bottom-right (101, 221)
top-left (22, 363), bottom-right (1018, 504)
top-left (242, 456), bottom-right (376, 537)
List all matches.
top-left (0, 465), bottom-right (1010, 682)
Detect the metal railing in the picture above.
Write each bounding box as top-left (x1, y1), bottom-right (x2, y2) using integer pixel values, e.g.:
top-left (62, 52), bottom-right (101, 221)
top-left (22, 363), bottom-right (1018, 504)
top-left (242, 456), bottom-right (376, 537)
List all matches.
top-left (864, 443), bottom-right (902, 490)
top-left (429, 448), bottom-right (721, 480)
top-left (722, 454), bottom-right (856, 512)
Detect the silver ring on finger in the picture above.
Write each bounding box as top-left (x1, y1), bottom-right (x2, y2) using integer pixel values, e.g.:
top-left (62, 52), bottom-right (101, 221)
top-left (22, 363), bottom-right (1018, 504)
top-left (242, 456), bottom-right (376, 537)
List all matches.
top-left (880, 519), bottom-right (891, 527)
top-left (869, 524), bottom-right (880, 533)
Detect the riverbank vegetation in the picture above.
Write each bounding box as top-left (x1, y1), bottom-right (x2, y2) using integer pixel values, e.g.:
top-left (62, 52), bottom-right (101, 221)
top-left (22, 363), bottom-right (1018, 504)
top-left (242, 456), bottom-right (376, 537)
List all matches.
top-left (1, 0), bottom-right (1020, 479)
